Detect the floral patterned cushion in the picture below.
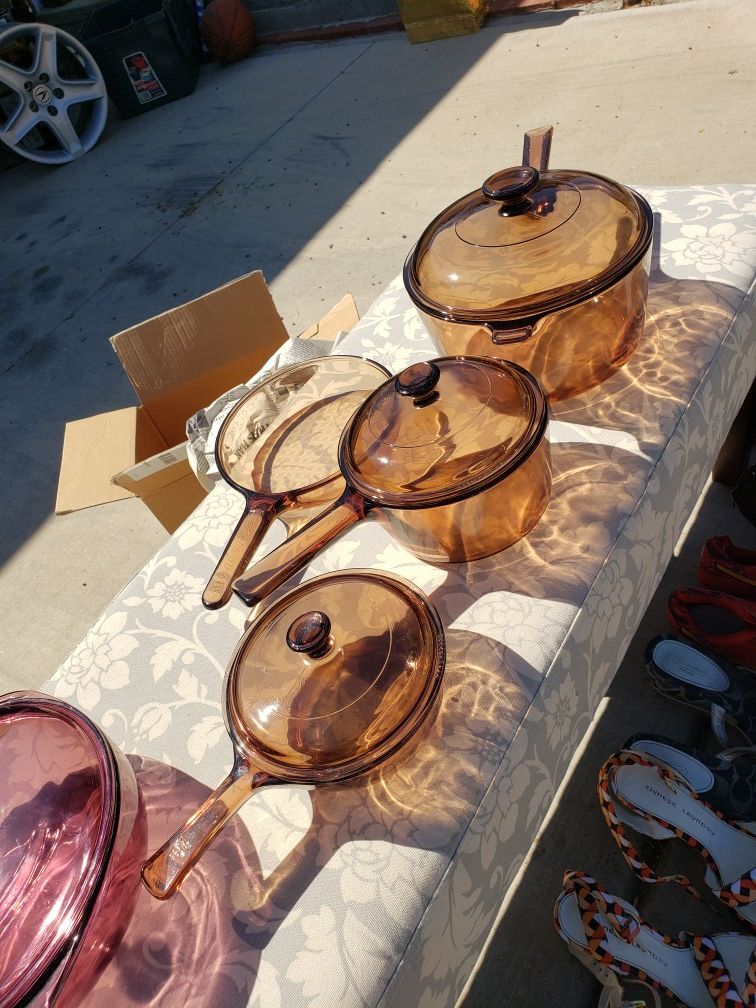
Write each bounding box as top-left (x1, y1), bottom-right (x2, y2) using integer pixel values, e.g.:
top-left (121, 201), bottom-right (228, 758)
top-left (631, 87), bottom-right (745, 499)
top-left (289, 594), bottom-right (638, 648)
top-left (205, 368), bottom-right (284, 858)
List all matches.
top-left (46, 186), bottom-right (756, 1008)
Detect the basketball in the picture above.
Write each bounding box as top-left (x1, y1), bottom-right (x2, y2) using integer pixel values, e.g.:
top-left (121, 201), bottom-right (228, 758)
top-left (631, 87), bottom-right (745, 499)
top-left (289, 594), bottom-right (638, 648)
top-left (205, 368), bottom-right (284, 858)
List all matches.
top-left (201, 0), bottom-right (256, 64)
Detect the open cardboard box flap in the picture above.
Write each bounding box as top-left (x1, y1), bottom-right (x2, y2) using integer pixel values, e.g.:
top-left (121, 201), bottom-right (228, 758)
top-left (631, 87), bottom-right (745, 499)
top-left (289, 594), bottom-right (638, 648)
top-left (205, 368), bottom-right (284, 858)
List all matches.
top-left (298, 292), bottom-right (358, 342)
top-left (56, 271), bottom-right (354, 533)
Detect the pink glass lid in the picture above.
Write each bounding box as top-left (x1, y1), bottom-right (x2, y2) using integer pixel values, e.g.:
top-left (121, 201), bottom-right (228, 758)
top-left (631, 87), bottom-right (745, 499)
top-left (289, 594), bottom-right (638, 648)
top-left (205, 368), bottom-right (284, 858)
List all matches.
top-left (0, 694), bottom-right (118, 1008)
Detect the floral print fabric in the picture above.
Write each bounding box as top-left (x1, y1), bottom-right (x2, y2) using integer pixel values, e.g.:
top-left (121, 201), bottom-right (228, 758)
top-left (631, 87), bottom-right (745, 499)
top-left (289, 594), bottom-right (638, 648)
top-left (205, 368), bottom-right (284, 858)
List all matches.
top-left (44, 186), bottom-right (756, 1008)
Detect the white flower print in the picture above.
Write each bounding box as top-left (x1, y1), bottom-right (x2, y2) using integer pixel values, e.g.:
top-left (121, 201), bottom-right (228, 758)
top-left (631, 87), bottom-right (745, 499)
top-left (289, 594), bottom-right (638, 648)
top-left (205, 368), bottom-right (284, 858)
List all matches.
top-left (307, 535), bottom-right (361, 575)
top-left (176, 491), bottom-right (237, 550)
top-left (543, 673), bottom-right (578, 749)
top-left (336, 839), bottom-right (401, 906)
top-left (131, 701), bottom-right (172, 742)
top-left (286, 906), bottom-right (344, 1005)
top-left (358, 336), bottom-right (417, 373)
top-left (664, 222), bottom-right (756, 280)
top-left (53, 611), bottom-right (136, 710)
top-left (146, 567), bottom-right (204, 620)
top-left (588, 557), bottom-right (635, 649)
top-left (187, 715), bottom-right (225, 763)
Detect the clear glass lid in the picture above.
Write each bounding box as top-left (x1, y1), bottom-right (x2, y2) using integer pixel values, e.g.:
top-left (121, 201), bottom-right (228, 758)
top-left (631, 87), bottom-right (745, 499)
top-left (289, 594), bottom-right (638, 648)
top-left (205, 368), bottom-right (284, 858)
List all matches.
top-left (0, 695), bottom-right (115, 1008)
top-left (228, 571), bottom-right (444, 773)
top-left (340, 356), bottom-right (548, 508)
top-left (217, 356), bottom-right (390, 495)
top-left (406, 164), bottom-right (653, 323)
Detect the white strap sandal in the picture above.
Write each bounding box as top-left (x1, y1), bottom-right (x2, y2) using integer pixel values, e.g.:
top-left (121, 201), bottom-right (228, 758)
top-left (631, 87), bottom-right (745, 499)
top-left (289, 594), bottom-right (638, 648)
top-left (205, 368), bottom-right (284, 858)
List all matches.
top-left (554, 870), bottom-right (756, 1008)
top-left (624, 733), bottom-right (756, 835)
top-left (599, 750), bottom-right (756, 929)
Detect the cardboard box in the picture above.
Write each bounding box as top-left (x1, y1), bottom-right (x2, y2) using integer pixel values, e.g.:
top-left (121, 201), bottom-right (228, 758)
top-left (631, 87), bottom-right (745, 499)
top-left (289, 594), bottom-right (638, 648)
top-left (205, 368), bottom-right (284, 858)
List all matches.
top-left (397, 0), bottom-right (487, 43)
top-left (56, 272), bottom-right (359, 534)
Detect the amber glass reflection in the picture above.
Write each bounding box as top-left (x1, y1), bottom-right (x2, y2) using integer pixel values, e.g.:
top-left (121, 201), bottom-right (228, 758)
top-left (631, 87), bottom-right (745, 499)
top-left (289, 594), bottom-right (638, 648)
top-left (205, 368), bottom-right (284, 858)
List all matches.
top-left (232, 357), bottom-right (550, 607)
top-left (203, 356), bottom-right (389, 609)
top-left (142, 571), bottom-right (444, 900)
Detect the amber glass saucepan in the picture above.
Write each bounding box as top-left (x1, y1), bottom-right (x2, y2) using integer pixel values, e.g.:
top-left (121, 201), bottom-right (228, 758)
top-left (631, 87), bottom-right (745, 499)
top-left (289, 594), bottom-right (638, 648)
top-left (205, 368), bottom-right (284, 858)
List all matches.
top-left (233, 355), bottom-right (551, 608)
top-left (403, 126), bottom-right (654, 400)
top-left (202, 356), bottom-right (390, 609)
top-left (141, 570), bottom-right (445, 899)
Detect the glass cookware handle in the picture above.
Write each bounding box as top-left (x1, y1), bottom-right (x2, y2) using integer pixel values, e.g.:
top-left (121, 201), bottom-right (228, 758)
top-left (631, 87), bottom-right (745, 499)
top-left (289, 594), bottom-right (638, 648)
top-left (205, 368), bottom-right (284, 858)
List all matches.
top-left (233, 488), bottom-right (367, 607)
top-left (203, 497), bottom-right (281, 609)
top-left (522, 125), bottom-right (553, 171)
top-left (486, 323), bottom-right (534, 345)
top-left (141, 759), bottom-right (274, 899)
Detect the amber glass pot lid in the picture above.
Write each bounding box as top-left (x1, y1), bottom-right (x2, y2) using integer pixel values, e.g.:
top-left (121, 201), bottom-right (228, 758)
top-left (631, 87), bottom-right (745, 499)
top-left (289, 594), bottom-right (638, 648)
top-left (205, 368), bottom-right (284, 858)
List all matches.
top-left (404, 131), bottom-right (653, 327)
top-left (228, 569), bottom-right (444, 776)
top-left (341, 356), bottom-right (548, 508)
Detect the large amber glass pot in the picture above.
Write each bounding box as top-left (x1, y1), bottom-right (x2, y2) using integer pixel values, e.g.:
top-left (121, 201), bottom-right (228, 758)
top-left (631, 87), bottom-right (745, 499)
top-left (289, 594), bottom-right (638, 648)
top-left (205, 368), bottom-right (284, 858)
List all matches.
top-left (403, 128), bottom-right (653, 400)
top-left (233, 355), bottom-right (550, 609)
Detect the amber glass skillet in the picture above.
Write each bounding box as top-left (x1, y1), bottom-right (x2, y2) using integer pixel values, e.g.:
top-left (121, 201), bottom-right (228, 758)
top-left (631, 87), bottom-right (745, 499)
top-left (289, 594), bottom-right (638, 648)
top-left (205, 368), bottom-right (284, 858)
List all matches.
top-left (203, 356), bottom-right (389, 609)
top-left (142, 570), bottom-right (445, 899)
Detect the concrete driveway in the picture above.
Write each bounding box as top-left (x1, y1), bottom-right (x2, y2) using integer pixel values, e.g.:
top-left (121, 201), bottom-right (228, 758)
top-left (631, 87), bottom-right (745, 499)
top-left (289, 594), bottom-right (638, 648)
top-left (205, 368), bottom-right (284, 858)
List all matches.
top-left (1, 0), bottom-right (754, 1003)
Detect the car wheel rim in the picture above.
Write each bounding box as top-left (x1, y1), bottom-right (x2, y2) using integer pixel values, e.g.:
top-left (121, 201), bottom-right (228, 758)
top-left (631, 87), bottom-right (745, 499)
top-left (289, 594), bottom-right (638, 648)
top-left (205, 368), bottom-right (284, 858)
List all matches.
top-left (0, 21), bottom-right (107, 165)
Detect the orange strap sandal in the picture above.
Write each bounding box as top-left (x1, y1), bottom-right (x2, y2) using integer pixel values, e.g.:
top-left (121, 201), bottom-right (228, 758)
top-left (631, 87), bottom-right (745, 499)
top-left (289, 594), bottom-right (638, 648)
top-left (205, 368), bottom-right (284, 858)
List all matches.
top-left (554, 869), bottom-right (756, 1008)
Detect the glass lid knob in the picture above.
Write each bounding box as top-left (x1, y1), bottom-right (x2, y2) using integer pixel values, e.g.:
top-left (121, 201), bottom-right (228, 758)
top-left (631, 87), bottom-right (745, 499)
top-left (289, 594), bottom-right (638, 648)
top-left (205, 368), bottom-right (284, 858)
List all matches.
top-left (482, 165), bottom-right (539, 205)
top-left (286, 611), bottom-right (333, 657)
top-left (394, 361), bottom-right (441, 399)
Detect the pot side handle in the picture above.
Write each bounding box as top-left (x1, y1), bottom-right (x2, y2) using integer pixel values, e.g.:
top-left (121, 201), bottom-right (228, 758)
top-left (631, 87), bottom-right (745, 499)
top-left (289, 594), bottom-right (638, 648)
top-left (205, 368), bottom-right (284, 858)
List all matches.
top-left (141, 764), bottom-right (272, 900)
top-left (486, 323), bottom-right (534, 345)
top-left (522, 126), bottom-right (554, 171)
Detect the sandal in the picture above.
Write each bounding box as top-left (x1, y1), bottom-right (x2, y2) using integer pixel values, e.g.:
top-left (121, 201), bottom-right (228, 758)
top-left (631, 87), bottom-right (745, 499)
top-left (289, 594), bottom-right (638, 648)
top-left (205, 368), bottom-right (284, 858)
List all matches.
top-left (700, 537), bottom-right (756, 603)
top-left (668, 588), bottom-right (756, 666)
top-left (599, 749), bottom-right (756, 930)
top-left (645, 635), bottom-right (756, 747)
top-left (554, 869), bottom-right (756, 1008)
top-left (625, 733), bottom-right (756, 833)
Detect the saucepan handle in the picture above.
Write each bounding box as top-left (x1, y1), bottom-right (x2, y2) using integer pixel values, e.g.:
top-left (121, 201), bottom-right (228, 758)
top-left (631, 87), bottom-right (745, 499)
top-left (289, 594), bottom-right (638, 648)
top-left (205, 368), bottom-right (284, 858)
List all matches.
top-left (522, 125), bottom-right (553, 171)
top-left (141, 762), bottom-right (272, 900)
top-left (233, 488), bottom-right (367, 607)
top-left (203, 496), bottom-right (281, 609)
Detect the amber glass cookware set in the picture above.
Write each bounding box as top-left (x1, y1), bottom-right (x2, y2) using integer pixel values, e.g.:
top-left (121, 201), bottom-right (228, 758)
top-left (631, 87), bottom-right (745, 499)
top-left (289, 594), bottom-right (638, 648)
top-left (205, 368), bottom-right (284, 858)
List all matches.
top-left (1, 128), bottom-right (653, 1008)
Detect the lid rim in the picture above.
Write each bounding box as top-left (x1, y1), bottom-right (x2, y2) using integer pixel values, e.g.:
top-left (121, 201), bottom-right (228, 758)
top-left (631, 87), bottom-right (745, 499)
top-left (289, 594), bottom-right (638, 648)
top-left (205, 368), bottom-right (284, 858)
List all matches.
top-left (338, 357), bottom-right (549, 510)
top-left (214, 355), bottom-right (391, 497)
top-left (0, 693), bottom-right (121, 1008)
top-left (404, 174), bottom-right (653, 326)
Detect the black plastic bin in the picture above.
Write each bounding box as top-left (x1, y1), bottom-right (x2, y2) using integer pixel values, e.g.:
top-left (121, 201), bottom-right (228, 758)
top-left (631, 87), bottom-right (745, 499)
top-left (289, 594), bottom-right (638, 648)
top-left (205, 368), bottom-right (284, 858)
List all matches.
top-left (80, 0), bottom-right (199, 118)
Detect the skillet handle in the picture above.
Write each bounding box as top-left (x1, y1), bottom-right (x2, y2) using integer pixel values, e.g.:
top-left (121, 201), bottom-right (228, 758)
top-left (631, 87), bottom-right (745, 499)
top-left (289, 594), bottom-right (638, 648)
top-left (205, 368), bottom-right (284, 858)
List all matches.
top-left (522, 125), bottom-right (553, 171)
top-left (233, 488), bottom-right (367, 607)
top-left (203, 496), bottom-right (281, 610)
top-left (141, 763), bottom-right (272, 900)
